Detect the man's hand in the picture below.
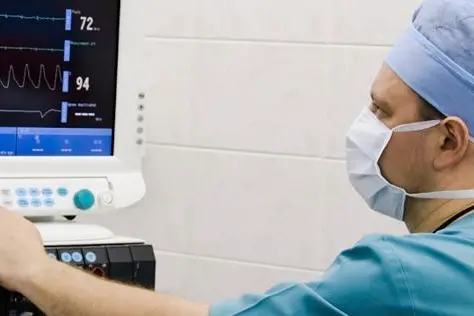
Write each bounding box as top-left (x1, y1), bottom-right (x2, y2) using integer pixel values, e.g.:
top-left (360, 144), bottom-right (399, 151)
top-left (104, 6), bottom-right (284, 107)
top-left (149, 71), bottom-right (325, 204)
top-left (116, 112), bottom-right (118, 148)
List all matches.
top-left (0, 208), bottom-right (209, 316)
top-left (0, 207), bottom-right (49, 291)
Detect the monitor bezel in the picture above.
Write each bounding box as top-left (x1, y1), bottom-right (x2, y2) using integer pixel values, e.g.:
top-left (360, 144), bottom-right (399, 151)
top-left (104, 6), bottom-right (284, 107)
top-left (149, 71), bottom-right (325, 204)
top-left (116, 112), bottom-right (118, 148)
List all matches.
top-left (0, 0), bottom-right (145, 179)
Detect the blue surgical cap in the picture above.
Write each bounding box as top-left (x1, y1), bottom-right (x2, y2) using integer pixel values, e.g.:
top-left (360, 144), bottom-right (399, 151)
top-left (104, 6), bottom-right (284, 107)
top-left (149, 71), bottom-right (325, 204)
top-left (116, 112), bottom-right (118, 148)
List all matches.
top-left (386, 0), bottom-right (474, 133)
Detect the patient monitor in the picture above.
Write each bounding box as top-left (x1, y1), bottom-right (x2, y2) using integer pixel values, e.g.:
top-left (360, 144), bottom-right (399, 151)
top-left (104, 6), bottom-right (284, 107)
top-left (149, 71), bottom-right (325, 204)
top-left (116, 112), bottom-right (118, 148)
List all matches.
top-left (0, 0), bottom-right (155, 314)
top-left (0, 0), bottom-right (145, 217)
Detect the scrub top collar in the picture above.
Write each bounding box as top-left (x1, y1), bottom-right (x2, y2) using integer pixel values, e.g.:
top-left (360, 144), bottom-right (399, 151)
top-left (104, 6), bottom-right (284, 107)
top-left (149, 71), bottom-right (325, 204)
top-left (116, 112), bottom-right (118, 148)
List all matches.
top-left (435, 208), bottom-right (474, 234)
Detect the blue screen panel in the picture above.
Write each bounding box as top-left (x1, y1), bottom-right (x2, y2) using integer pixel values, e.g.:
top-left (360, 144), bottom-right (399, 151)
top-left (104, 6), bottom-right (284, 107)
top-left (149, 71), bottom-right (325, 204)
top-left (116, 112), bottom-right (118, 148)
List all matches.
top-left (0, 0), bottom-right (120, 156)
top-left (16, 128), bottom-right (112, 156)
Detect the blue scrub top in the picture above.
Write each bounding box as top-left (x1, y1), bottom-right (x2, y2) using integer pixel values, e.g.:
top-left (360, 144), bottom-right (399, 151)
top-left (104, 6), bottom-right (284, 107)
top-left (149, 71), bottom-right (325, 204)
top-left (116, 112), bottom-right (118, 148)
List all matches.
top-left (210, 213), bottom-right (474, 315)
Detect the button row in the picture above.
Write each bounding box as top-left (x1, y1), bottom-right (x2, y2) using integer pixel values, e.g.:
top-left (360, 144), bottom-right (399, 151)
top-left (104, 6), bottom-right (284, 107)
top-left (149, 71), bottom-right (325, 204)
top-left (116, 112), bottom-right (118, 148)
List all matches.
top-left (17, 198), bottom-right (55, 208)
top-left (54, 250), bottom-right (98, 264)
top-left (60, 251), bottom-right (85, 264)
top-left (11, 187), bottom-right (69, 198)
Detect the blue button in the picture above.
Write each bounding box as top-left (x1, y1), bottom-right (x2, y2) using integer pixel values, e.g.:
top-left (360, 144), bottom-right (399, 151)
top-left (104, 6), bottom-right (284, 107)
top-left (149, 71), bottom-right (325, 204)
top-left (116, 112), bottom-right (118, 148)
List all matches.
top-left (47, 253), bottom-right (57, 260)
top-left (29, 188), bottom-right (40, 197)
top-left (72, 252), bottom-right (83, 263)
top-left (73, 189), bottom-right (95, 211)
top-left (15, 188), bottom-right (26, 197)
top-left (57, 187), bottom-right (69, 197)
top-left (42, 188), bottom-right (53, 196)
top-left (85, 251), bottom-right (97, 263)
top-left (60, 252), bottom-right (72, 263)
top-left (17, 199), bottom-right (29, 208)
top-left (44, 199), bottom-right (55, 207)
top-left (31, 199), bottom-right (41, 207)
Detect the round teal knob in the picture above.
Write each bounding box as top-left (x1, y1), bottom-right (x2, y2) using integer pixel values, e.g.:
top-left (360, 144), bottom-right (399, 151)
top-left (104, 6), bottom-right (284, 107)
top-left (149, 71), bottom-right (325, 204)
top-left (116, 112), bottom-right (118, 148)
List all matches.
top-left (74, 189), bottom-right (95, 211)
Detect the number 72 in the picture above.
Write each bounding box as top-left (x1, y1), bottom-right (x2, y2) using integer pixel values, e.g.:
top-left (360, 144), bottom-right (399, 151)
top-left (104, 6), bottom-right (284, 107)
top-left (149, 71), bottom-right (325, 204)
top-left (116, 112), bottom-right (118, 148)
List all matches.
top-left (80, 16), bottom-right (94, 31)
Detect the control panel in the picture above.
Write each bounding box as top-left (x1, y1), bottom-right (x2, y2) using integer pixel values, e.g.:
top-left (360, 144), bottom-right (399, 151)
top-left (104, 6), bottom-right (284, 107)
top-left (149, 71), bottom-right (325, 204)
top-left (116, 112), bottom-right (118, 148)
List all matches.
top-left (2, 243), bottom-right (155, 315)
top-left (0, 178), bottom-right (114, 216)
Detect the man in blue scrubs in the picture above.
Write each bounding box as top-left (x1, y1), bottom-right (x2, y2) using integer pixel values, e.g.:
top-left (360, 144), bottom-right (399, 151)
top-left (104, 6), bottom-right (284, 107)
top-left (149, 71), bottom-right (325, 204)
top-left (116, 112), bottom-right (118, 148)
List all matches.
top-left (0, 0), bottom-right (473, 315)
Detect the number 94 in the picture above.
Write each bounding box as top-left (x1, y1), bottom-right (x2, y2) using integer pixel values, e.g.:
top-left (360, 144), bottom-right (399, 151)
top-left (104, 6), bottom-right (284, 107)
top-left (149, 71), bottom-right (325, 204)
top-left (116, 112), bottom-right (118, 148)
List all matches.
top-left (76, 76), bottom-right (90, 91)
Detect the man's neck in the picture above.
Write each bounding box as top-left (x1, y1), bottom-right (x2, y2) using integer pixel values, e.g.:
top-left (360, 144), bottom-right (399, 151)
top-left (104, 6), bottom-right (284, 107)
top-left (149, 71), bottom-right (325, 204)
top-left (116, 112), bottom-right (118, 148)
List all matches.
top-left (404, 198), bottom-right (474, 233)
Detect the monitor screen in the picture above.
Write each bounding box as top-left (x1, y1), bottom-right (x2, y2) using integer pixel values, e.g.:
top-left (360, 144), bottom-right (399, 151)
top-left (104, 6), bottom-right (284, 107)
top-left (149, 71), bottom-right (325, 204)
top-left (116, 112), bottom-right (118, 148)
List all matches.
top-left (0, 0), bottom-right (120, 156)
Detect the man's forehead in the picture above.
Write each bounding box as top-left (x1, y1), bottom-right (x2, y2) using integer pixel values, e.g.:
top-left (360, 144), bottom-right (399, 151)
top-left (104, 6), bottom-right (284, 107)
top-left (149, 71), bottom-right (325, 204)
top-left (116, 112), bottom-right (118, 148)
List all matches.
top-left (371, 64), bottom-right (420, 108)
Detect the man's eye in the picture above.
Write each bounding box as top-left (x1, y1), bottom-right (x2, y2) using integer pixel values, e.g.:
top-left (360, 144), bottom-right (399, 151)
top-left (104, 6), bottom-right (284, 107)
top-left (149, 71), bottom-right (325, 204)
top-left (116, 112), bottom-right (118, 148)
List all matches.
top-left (370, 103), bottom-right (380, 112)
top-left (371, 103), bottom-right (387, 117)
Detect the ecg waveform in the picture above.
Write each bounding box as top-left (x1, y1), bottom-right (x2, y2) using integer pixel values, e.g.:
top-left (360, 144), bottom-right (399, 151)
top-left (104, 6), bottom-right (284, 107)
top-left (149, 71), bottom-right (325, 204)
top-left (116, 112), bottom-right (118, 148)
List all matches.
top-left (0, 13), bottom-right (64, 22)
top-left (0, 108), bottom-right (60, 118)
top-left (0, 46), bottom-right (63, 53)
top-left (0, 64), bottom-right (63, 91)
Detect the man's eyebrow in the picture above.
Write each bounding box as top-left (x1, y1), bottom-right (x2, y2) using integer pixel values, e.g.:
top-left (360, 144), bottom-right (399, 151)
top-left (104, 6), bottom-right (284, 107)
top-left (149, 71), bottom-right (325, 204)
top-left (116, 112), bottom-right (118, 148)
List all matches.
top-left (370, 91), bottom-right (389, 106)
top-left (370, 91), bottom-right (378, 102)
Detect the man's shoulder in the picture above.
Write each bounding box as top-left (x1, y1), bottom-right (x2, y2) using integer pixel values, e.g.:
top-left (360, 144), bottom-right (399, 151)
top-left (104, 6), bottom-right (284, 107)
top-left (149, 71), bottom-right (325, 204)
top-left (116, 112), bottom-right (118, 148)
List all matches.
top-left (315, 232), bottom-right (473, 315)
top-left (322, 232), bottom-right (454, 295)
top-left (340, 233), bottom-right (412, 262)
top-left (344, 231), bottom-right (474, 290)
top-left (211, 232), bottom-right (473, 316)
top-left (345, 232), bottom-right (450, 269)
top-left (343, 230), bottom-right (474, 313)
top-left (353, 231), bottom-right (470, 260)
top-left (308, 234), bottom-right (417, 315)
top-left (325, 233), bottom-right (412, 280)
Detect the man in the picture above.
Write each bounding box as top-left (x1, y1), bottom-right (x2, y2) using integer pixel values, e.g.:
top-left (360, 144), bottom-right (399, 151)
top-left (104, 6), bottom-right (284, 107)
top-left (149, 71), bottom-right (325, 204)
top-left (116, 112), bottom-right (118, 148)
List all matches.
top-left (1, 0), bottom-right (474, 315)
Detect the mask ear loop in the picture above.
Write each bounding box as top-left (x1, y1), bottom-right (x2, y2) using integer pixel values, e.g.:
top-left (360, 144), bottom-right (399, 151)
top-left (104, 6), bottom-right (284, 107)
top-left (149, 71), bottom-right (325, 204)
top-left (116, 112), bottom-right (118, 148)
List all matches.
top-left (410, 189), bottom-right (474, 199)
top-left (392, 120), bottom-right (441, 133)
top-left (408, 119), bottom-right (474, 143)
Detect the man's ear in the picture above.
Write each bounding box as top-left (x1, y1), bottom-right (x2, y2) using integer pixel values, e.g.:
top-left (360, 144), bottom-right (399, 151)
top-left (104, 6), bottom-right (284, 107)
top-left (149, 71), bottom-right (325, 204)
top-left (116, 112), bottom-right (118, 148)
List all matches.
top-left (433, 117), bottom-right (470, 170)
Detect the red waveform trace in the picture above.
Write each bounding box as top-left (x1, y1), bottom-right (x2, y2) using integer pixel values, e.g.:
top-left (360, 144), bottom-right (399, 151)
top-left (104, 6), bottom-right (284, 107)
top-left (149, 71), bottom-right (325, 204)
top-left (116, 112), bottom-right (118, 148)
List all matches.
top-left (0, 64), bottom-right (63, 91)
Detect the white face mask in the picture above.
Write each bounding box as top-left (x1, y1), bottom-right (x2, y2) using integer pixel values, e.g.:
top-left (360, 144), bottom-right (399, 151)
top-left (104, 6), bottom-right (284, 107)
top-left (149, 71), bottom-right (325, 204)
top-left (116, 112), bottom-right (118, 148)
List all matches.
top-left (345, 107), bottom-right (474, 221)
